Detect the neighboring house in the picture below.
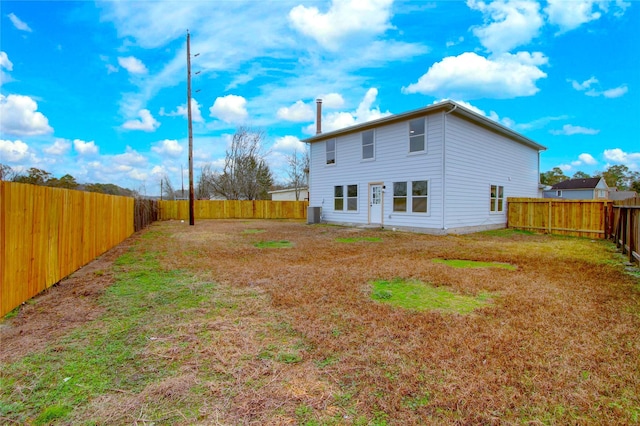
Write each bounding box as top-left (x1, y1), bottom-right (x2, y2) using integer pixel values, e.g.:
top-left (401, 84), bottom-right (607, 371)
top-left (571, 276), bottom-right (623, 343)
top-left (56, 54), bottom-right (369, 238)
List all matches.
top-left (543, 178), bottom-right (608, 199)
top-left (608, 188), bottom-right (638, 201)
top-left (303, 100), bottom-right (546, 234)
top-left (269, 187), bottom-right (309, 201)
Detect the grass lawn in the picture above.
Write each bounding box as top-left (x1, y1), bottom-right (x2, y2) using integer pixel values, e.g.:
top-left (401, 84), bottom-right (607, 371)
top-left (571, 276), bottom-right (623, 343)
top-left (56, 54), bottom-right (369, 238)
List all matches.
top-left (1, 220), bottom-right (639, 425)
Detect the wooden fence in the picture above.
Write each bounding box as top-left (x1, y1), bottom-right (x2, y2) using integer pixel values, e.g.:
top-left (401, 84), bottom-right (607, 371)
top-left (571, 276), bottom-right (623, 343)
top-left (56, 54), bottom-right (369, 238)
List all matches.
top-left (507, 198), bottom-right (612, 239)
top-left (134, 199), bottom-right (158, 232)
top-left (158, 200), bottom-right (308, 220)
top-left (0, 182), bottom-right (134, 317)
top-left (610, 197), bottom-right (640, 265)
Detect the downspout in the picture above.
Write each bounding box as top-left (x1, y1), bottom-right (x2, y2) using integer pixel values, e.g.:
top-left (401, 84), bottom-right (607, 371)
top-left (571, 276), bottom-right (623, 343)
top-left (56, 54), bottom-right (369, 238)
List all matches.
top-left (442, 104), bottom-right (457, 232)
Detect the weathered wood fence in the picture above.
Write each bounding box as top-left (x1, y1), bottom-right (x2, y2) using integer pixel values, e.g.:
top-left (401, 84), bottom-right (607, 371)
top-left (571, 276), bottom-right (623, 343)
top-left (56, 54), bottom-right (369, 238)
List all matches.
top-left (158, 200), bottom-right (308, 220)
top-left (1, 182), bottom-right (135, 317)
top-left (507, 198), bottom-right (612, 239)
top-left (610, 197), bottom-right (640, 265)
top-left (134, 199), bottom-right (158, 232)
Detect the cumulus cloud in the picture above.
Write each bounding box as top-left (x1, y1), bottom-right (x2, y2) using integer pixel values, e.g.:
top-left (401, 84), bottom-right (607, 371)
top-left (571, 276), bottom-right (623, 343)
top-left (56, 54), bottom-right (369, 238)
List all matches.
top-left (73, 139), bottom-right (99, 156)
top-left (550, 124), bottom-right (599, 135)
top-left (305, 88), bottom-right (391, 134)
top-left (209, 95), bottom-right (248, 123)
top-left (152, 139), bottom-right (183, 158)
top-left (402, 51), bottom-right (547, 99)
top-left (272, 135), bottom-right (306, 152)
top-left (467, 0), bottom-right (543, 53)
top-left (0, 139), bottom-right (30, 162)
top-left (277, 100), bottom-right (314, 122)
top-left (568, 76), bottom-right (628, 98)
top-left (44, 139), bottom-right (71, 155)
top-left (288, 0), bottom-right (393, 50)
top-left (0, 94), bottom-right (53, 136)
top-left (117, 56), bottom-right (148, 74)
top-left (113, 146), bottom-right (146, 166)
top-left (579, 153), bottom-right (597, 165)
top-left (0, 51), bottom-right (13, 85)
top-left (319, 93), bottom-right (345, 108)
top-left (122, 109), bottom-right (160, 131)
top-left (545, 0), bottom-right (601, 33)
top-left (603, 148), bottom-right (640, 170)
top-left (8, 13), bottom-right (32, 32)
top-left (159, 98), bottom-right (203, 122)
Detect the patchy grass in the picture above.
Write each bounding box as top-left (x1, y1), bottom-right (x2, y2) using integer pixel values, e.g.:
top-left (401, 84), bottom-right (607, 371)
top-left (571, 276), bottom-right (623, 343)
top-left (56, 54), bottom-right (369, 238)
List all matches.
top-left (335, 237), bottom-right (382, 243)
top-left (432, 258), bottom-right (517, 270)
top-left (242, 228), bottom-right (266, 234)
top-left (370, 278), bottom-right (493, 314)
top-left (2, 220), bottom-right (639, 425)
top-left (254, 240), bottom-right (293, 248)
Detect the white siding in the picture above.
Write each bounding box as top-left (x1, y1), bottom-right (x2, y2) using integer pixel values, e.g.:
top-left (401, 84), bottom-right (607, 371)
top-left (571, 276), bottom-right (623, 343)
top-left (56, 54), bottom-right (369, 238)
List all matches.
top-left (443, 114), bottom-right (539, 230)
top-left (309, 115), bottom-right (444, 228)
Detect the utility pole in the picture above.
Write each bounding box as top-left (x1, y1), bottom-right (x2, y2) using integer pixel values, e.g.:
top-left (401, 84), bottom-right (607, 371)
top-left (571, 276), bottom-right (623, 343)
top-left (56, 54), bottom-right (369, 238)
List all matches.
top-left (186, 30), bottom-right (195, 225)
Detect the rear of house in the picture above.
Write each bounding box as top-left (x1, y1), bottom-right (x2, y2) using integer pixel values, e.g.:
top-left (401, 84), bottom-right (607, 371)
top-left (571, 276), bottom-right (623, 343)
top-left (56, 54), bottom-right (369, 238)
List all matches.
top-left (305, 100), bottom-right (545, 234)
top-left (543, 177), bottom-right (608, 199)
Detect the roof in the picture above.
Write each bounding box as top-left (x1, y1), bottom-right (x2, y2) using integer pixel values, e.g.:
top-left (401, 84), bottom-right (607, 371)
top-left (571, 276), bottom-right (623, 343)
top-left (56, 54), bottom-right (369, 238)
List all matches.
top-left (302, 100), bottom-right (546, 152)
top-left (268, 187), bottom-right (308, 194)
top-left (551, 178), bottom-right (603, 190)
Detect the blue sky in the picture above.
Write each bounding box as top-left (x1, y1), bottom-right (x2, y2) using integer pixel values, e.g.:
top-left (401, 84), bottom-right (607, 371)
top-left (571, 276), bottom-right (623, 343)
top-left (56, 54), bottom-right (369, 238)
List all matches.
top-left (1, 0), bottom-right (638, 195)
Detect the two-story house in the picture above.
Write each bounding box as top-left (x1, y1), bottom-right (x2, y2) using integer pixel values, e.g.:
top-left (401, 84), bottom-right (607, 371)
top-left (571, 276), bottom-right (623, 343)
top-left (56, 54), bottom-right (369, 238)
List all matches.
top-left (303, 100), bottom-right (546, 234)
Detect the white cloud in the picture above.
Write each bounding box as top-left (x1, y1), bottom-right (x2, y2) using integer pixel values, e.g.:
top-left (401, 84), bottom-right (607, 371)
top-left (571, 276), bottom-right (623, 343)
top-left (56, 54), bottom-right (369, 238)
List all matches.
top-left (550, 124), bottom-right (599, 135)
top-left (73, 139), bottom-right (99, 156)
top-left (128, 169), bottom-right (148, 181)
top-left (209, 95), bottom-right (248, 123)
top-left (603, 148), bottom-right (640, 170)
top-left (152, 139), bottom-right (183, 158)
top-left (277, 100), bottom-right (314, 122)
top-left (435, 99), bottom-right (516, 129)
top-left (0, 94), bottom-right (53, 136)
top-left (272, 135), bottom-right (305, 152)
top-left (159, 98), bottom-right (203, 122)
top-left (288, 0), bottom-right (394, 50)
top-left (467, 0), bottom-right (543, 53)
top-left (569, 77), bottom-right (628, 98)
top-left (113, 146), bottom-right (146, 166)
top-left (44, 139), bottom-right (71, 155)
top-left (0, 139), bottom-right (30, 162)
top-left (122, 109), bottom-right (160, 132)
top-left (402, 51), bottom-right (547, 99)
top-left (579, 153), bottom-right (597, 165)
top-left (446, 36), bottom-right (465, 48)
top-left (8, 13), bottom-right (32, 32)
top-left (117, 56), bottom-right (148, 74)
top-left (319, 93), bottom-right (345, 109)
top-left (0, 51), bottom-right (12, 71)
top-left (306, 88), bottom-right (391, 134)
top-left (106, 64), bottom-right (119, 74)
top-left (545, 0), bottom-right (601, 33)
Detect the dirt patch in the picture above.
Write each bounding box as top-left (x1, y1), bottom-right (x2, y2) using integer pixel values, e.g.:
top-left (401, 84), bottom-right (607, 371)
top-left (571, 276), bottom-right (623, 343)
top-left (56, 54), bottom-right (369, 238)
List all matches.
top-left (0, 233), bottom-right (139, 364)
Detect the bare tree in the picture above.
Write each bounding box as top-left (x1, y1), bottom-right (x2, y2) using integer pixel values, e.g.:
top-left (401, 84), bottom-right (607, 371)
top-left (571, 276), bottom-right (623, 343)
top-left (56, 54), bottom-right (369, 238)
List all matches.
top-left (286, 148), bottom-right (309, 200)
top-left (0, 164), bottom-right (17, 181)
top-left (161, 175), bottom-right (176, 200)
top-left (201, 127), bottom-right (274, 200)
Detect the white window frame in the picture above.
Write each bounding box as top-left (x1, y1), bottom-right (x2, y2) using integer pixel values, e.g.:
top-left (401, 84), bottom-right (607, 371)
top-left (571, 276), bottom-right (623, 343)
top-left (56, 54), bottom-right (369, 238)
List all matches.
top-left (409, 118), bottom-right (426, 154)
top-left (362, 130), bottom-right (375, 161)
top-left (346, 184), bottom-right (358, 211)
top-left (411, 180), bottom-right (428, 213)
top-left (393, 181), bottom-right (407, 212)
top-left (334, 184), bottom-right (358, 212)
top-left (326, 139), bottom-right (336, 165)
top-left (556, 190), bottom-right (562, 197)
top-left (334, 185), bottom-right (343, 210)
top-left (490, 185), bottom-right (504, 213)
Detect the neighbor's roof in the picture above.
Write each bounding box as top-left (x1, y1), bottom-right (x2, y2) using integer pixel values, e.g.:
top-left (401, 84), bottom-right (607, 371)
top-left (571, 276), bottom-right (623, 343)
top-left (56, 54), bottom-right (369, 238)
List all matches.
top-left (267, 187), bottom-right (308, 194)
top-left (302, 100), bottom-right (546, 152)
top-left (551, 177), bottom-right (603, 190)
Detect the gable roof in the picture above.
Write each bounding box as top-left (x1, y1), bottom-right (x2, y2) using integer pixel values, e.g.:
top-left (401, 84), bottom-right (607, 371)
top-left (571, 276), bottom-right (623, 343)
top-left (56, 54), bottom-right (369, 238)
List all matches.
top-left (551, 177), bottom-right (604, 190)
top-left (302, 100), bottom-right (546, 152)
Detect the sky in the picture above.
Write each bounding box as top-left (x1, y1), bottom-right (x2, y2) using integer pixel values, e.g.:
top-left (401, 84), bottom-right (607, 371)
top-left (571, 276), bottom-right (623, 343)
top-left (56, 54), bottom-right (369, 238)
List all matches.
top-left (1, 0), bottom-right (638, 195)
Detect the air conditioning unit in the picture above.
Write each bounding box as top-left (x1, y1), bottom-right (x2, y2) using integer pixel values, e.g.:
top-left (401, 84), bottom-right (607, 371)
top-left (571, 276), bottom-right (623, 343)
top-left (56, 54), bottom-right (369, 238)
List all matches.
top-left (307, 206), bottom-right (321, 224)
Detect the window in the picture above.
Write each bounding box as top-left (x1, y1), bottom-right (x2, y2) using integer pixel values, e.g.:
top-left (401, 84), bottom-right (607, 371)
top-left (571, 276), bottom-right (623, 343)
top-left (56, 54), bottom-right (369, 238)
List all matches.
top-left (347, 185), bottom-right (358, 211)
top-left (490, 185), bottom-right (504, 212)
top-left (362, 130), bottom-right (374, 160)
top-left (326, 139), bottom-right (336, 165)
top-left (412, 180), bottom-right (428, 213)
top-left (556, 190), bottom-right (562, 197)
top-left (334, 185), bottom-right (343, 210)
top-left (393, 182), bottom-right (407, 212)
top-left (409, 118), bottom-right (425, 153)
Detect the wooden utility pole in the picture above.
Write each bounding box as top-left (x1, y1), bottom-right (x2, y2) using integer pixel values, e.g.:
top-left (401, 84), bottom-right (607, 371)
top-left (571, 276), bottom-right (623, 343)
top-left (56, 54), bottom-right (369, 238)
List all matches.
top-left (186, 30), bottom-right (195, 225)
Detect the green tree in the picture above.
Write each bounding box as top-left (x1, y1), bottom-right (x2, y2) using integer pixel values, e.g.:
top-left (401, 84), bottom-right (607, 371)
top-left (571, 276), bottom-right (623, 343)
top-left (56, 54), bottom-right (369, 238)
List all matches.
top-left (13, 168), bottom-right (53, 185)
top-left (540, 167), bottom-right (569, 185)
top-left (596, 164), bottom-right (632, 190)
top-left (572, 171), bottom-right (591, 179)
top-left (47, 174), bottom-right (79, 189)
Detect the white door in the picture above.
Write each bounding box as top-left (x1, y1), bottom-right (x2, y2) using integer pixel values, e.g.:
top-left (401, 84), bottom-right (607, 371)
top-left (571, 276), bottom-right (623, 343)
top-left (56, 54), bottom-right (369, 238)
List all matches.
top-left (369, 184), bottom-right (382, 224)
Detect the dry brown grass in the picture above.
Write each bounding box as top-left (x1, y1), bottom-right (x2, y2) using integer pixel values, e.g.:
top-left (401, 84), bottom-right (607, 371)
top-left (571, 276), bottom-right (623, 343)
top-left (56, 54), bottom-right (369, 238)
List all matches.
top-left (2, 219), bottom-right (639, 425)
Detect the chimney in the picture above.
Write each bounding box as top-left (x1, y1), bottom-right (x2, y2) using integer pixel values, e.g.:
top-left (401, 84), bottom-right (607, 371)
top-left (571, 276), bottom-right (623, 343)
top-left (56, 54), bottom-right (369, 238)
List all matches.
top-left (316, 99), bottom-right (322, 135)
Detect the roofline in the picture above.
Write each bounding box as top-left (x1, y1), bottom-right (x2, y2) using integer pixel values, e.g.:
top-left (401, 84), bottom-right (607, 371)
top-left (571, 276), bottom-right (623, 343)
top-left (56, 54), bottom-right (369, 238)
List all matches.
top-left (267, 187), bottom-right (309, 194)
top-left (302, 100), bottom-right (546, 152)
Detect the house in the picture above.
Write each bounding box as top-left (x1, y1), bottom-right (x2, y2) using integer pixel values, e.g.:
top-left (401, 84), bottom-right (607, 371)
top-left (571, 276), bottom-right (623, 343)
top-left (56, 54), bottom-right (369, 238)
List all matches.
top-left (608, 188), bottom-right (638, 201)
top-left (268, 187), bottom-right (309, 201)
top-left (303, 100), bottom-right (546, 234)
top-left (542, 178), bottom-right (608, 199)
